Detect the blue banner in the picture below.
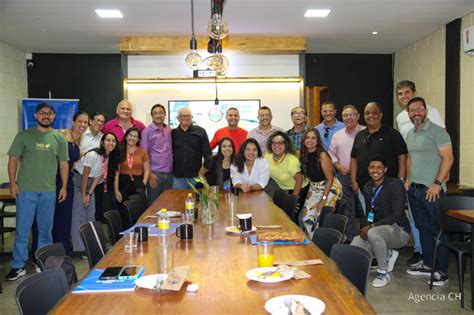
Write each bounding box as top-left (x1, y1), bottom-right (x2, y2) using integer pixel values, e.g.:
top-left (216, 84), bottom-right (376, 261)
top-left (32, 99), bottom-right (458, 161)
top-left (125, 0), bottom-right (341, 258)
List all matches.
top-left (22, 98), bottom-right (79, 130)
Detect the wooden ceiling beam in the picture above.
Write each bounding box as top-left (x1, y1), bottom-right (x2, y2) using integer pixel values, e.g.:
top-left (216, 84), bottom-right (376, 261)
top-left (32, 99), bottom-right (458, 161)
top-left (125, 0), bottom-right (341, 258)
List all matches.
top-left (120, 36), bottom-right (306, 55)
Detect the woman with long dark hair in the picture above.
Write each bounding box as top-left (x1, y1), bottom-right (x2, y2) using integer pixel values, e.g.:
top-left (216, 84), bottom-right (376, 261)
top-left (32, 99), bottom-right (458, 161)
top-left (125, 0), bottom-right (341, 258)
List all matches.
top-left (70, 132), bottom-right (120, 254)
top-left (299, 129), bottom-right (342, 238)
top-left (114, 127), bottom-right (150, 204)
top-left (230, 138), bottom-right (270, 192)
top-left (199, 137), bottom-right (235, 190)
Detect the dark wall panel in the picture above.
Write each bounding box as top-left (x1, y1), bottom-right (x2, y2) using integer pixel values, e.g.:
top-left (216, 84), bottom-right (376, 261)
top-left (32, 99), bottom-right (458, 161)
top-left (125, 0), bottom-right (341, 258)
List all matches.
top-left (305, 53), bottom-right (394, 125)
top-left (27, 54), bottom-right (123, 121)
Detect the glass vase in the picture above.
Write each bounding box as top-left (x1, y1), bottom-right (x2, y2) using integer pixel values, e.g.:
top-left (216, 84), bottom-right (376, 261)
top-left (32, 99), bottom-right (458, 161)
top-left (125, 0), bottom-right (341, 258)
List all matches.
top-left (202, 201), bottom-right (216, 225)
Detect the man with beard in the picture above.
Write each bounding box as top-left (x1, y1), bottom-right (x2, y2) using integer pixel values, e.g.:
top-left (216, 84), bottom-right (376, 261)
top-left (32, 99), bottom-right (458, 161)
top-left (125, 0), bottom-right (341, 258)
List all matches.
top-left (404, 97), bottom-right (453, 287)
top-left (5, 103), bottom-right (69, 281)
top-left (209, 107), bottom-right (248, 152)
top-left (248, 106), bottom-right (283, 155)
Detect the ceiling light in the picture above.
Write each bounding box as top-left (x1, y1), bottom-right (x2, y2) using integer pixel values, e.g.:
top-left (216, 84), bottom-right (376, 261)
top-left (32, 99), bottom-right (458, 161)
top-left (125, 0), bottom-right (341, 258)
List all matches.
top-left (372, 31), bottom-right (378, 35)
top-left (95, 9), bottom-right (123, 18)
top-left (304, 9), bottom-right (331, 18)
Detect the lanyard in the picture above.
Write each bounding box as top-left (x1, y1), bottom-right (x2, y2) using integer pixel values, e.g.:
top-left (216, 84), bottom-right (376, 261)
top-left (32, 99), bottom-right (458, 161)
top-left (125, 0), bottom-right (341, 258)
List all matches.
top-left (370, 184), bottom-right (384, 211)
top-left (126, 152), bottom-right (135, 181)
top-left (101, 155), bottom-right (108, 192)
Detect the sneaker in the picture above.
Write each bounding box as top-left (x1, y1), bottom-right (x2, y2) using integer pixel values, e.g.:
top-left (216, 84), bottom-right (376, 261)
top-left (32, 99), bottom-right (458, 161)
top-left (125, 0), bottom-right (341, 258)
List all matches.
top-left (387, 249), bottom-right (399, 273)
top-left (406, 264), bottom-right (432, 276)
top-left (428, 272), bottom-right (449, 286)
top-left (33, 263), bottom-right (41, 273)
top-left (5, 267), bottom-right (26, 281)
top-left (370, 258), bottom-right (378, 269)
top-left (372, 270), bottom-right (391, 287)
top-left (406, 252), bottom-right (423, 267)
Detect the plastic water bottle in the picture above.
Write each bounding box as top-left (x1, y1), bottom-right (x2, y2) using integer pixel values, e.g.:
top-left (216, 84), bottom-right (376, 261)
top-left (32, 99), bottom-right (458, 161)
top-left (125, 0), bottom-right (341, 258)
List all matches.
top-left (185, 193), bottom-right (195, 217)
top-left (157, 208), bottom-right (170, 236)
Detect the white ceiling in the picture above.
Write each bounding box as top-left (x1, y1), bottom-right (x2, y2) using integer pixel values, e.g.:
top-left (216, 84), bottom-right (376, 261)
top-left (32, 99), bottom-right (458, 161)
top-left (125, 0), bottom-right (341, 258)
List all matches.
top-left (0, 0), bottom-right (473, 54)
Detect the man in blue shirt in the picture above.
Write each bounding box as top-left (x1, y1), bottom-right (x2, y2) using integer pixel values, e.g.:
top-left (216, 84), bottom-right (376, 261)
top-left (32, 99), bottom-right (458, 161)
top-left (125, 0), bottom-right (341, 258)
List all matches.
top-left (315, 101), bottom-right (345, 150)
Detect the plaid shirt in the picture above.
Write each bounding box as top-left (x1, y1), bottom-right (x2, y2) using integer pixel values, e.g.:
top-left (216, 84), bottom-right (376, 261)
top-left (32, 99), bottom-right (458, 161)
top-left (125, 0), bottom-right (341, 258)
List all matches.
top-left (286, 125), bottom-right (308, 151)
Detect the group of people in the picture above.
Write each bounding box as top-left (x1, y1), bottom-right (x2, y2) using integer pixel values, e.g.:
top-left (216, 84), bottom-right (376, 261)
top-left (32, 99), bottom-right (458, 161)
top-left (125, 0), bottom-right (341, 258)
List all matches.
top-left (5, 80), bottom-right (454, 293)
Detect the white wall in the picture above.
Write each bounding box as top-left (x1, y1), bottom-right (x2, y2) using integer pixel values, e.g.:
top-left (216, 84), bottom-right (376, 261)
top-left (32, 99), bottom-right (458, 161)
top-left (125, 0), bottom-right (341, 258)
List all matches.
top-left (0, 41), bottom-right (27, 183)
top-left (126, 54), bottom-right (302, 131)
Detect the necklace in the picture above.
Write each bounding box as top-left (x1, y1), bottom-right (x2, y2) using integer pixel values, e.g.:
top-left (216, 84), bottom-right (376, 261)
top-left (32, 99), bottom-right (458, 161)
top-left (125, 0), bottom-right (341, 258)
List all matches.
top-left (272, 153), bottom-right (287, 164)
top-left (69, 129), bottom-right (81, 146)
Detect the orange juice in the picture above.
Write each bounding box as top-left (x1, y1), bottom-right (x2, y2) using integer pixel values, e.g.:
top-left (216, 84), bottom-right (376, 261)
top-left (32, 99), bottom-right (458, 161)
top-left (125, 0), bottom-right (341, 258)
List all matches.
top-left (258, 254), bottom-right (274, 267)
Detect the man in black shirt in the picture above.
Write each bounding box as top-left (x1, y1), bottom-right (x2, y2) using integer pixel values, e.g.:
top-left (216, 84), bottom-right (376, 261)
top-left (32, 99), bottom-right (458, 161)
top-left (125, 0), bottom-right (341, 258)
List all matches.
top-left (350, 102), bottom-right (407, 214)
top-left (172, 107), bottom-right (212, 189)
top-left (351, 156), bottom-right (410, 288)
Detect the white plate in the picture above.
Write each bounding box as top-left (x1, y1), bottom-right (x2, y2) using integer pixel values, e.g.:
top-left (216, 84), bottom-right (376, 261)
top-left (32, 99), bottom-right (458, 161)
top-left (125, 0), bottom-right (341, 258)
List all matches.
top-left (225, 226), bottom-right (257, 234)
top-left (135, 274), bottom-right (168, 290)
top-left (246, 267), bottom-right (294, 284)
top-left (264, 295), bottom-right (326, 315)
top-left (154, 211), bottom-right (181, 218)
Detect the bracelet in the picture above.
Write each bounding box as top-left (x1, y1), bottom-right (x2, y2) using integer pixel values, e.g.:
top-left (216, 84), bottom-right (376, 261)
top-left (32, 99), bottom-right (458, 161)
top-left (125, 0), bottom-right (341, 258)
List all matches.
top-left (88, 192), bottom-right (93, 196)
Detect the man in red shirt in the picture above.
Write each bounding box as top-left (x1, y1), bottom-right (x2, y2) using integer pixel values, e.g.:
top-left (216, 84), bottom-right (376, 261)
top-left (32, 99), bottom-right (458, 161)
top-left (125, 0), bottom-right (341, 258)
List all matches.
top-left (209, 107), bottom-right (248, 151)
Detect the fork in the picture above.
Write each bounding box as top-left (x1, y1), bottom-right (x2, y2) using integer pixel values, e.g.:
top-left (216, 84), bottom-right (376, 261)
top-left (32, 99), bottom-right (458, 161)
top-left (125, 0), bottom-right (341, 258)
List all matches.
top-left (284, 298), bottom-right (292, 315)
top-left (154, 276), bottom-right (163, 292)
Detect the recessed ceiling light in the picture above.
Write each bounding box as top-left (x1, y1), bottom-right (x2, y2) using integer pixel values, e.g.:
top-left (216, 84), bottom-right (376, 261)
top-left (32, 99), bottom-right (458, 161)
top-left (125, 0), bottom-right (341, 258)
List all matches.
top-left (304, 9), bottom-right (331, 18)
top-left (95, 9), bottom-right (123, 18)
top-left (372, 31), bottom-right (378, 35)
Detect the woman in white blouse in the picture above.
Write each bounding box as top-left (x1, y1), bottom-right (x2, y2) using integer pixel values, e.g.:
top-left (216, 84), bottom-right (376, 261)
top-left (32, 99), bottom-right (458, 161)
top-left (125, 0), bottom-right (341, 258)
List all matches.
top-left (70, 132), bottom-right (120, 254)
top-left (230, 138), bottom-right (270, 192)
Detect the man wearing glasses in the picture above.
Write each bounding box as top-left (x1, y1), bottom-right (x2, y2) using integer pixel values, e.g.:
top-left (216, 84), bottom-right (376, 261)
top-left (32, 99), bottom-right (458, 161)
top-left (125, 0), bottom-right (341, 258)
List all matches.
top-left (172, 107), bottom-right (212, 189)
top-left (315, 101), bottom-right (345, 151)
top-left (350, 102), bottom-right (407, 215)
top-left (328, 105), bottom-right (365, 242)
top-left (5, 103), bottom-right (69, 281)
top-left (404, 97), bottom-right (453, 287)
top-left (286, 106), bottom-right (308, 152)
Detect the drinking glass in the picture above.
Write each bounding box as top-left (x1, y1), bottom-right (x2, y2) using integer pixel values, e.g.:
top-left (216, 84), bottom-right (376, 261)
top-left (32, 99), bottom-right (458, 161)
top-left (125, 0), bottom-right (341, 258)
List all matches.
top-left (124, 232), bottom-right (138, 253)
top-left (257, 241), bottom-right (274, 267)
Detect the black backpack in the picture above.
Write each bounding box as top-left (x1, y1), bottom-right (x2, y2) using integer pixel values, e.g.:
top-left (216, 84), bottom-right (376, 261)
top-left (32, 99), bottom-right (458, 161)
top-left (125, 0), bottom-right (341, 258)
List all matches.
top-left (44, 255), bottom-right (78, 287)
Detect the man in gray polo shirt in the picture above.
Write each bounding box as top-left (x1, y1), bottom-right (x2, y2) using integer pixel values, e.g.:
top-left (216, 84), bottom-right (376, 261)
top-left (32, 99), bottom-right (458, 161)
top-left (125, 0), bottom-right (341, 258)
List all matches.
top-left (404, 97), bottom-right (453, 287)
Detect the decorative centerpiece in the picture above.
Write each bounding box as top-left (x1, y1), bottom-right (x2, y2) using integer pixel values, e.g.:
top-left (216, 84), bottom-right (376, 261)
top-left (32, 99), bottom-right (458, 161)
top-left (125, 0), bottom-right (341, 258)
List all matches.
top-left (188, 177), bottom-right (220, 224)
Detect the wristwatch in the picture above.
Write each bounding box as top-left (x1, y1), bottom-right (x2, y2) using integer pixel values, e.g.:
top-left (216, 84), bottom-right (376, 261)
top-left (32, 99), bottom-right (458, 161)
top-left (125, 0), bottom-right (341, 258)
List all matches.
top-left (399, 177), bottom-right (406, 184)
top-left (433, 179), bottom-right (442, 186)
top-left (322, 195), bottom-right (328, 200)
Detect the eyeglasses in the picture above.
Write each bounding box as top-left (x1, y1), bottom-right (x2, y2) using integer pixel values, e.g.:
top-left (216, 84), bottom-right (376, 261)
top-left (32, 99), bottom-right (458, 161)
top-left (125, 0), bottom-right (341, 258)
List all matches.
top-left (291, 112), bottom-right (305, 116)
top-left (408, 105), bottom-right (426, 114)
top-left (179, 115), bottom-right (192, 119)
top-left (342, 112), bottom-right (357, 118)
top-left (127, 134), bottom-right (139, 139)
top-left (37, 111), bottom-right (54, 116)
top-left (323, 127), bottom-right (330, 139)
top-left (271, 141), bottom-right (285, 146)
top-left (364, 111), bottom-right (380, 117)
top-left (94, 118), bottom-right (105, 123)
top-left (363, 133), bottom-right (372, 144)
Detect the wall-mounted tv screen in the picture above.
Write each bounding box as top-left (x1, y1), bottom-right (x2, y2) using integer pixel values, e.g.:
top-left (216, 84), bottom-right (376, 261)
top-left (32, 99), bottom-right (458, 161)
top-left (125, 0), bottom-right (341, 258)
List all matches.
top-left (168, 100), bottom-right (260, 142)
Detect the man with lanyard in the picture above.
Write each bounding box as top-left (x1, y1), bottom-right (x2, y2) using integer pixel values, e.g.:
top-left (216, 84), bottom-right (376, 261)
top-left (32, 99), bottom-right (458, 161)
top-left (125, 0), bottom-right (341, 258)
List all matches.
top-left (405, 97), bottom-right (453, 287)
top-left (315, 101), bottom-right (345, 151)
top-left (141, 104), bottom-right (173, 204)
top-left (395, 80), bottom-right (445, 268)
top-left (209, 107), bottom-right (248, 152)
top-left (286, 106), bottom-right (308, 152)
top-left (351, 155), bottom-right (410, 288)
top-left (248, 106), bottom-right (283, 155)
top-left (5, 102), bottom-right (69, 281)
top-left (172, 107), bottom-right (212, 189)
top-left (350, 102), bottom-right (407, 215)
top-left (328, 105), bottom-right (365, 243)
top-left (79, 112), bottom-right (106, 221)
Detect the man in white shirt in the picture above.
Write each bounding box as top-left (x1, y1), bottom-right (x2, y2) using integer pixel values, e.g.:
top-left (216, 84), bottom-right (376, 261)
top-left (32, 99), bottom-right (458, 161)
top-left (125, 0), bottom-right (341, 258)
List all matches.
top-left (395, 80), bottom-right (445, 268)
top-left (248, 106), bottom-right (283, 154)
top-left (80, 112), bottom-right (105, 153)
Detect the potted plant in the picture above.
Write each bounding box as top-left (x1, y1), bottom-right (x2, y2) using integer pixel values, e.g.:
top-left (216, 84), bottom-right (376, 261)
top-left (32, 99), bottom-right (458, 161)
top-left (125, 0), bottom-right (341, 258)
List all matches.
top-left (187, 177), bottom-right (220, 224)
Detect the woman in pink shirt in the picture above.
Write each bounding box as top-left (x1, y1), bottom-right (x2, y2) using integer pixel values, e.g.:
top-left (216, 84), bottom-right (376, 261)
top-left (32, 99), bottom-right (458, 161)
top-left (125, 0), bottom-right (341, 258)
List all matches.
top-left (103, 99), bottom-right (146, 142)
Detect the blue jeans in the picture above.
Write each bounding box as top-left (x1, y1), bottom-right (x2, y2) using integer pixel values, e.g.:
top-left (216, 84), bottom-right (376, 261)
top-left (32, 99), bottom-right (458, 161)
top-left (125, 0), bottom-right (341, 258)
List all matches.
top-left (407, 199), bottom-right (423, 254)
top-left (408, 185), bottom-right (448, 273)
top-left (172, 177), bottom-right (196, 189)
top-left (11, 191), bottom-right (56, 268)
top-left (147, 171), bottom-right (173, 205)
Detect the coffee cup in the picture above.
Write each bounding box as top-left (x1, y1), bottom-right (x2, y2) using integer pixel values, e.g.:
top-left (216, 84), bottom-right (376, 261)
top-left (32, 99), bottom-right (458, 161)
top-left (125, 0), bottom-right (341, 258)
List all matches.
top-left (134, 226), bottom-right (148, 243)
top-left (176, 224), bottom-right (193, 240)
top-left (236, 213), bottom-right (252, 232)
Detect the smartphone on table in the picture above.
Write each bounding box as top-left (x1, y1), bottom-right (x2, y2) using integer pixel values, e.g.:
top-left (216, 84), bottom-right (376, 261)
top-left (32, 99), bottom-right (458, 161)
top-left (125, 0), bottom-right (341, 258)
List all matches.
top-left (118, 265), bottom-right (144, 280)
top-left (99, 267), bottom-right (123, 280)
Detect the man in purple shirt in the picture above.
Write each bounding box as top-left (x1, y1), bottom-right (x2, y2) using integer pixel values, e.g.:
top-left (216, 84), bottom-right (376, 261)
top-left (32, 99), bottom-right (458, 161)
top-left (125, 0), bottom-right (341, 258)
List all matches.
top-left (141, 104), bottom-right (173, 204)
top-left (328, 105), bottom-right (365, 242)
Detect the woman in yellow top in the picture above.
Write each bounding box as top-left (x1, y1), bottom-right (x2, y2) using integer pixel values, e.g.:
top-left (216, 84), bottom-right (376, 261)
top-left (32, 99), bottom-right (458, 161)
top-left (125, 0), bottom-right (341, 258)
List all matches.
top-left (264, 131), bottom-right (308, 221)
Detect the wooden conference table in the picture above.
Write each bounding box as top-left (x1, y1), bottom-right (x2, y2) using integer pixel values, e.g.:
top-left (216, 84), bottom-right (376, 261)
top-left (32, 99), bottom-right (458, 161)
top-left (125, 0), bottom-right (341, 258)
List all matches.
top-left (447, 210), bottom-right (474, 310)
top-left (52, 190), bottom-right (375, 314)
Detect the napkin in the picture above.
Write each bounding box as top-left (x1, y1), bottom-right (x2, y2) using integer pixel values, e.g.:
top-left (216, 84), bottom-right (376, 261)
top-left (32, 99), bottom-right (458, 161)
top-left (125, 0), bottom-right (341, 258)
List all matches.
top-left (162, 266), bottom-right (191, 291)
top-left (273, 259), bottom-right (323, 266)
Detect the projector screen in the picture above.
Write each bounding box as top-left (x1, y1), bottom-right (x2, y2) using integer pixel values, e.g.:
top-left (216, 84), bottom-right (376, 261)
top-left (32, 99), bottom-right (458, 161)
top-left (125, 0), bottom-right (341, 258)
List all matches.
top-left (168, 100), bottom-right (260, 141)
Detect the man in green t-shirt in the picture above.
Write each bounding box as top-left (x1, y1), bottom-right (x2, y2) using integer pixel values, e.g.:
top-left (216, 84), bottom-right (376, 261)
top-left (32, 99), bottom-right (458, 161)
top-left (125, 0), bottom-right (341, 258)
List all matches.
top-left (5, 102), bottom-right (69, 281)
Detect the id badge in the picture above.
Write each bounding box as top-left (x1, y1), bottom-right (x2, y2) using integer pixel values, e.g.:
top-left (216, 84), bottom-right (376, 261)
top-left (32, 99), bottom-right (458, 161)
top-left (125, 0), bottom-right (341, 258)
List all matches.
top-left (367, 211), bottom-right (375, 223)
